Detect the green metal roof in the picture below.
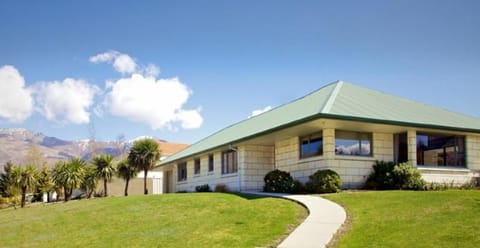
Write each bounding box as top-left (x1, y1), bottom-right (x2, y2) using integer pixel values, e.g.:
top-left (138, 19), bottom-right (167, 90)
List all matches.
top-left (160, 81), bottom-right (480, 165)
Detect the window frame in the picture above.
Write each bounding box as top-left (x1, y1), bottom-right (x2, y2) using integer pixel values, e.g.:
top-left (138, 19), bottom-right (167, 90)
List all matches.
top-left (416, 132), bottom-right (466, 167)
top-left (208, 154), bottom-right (214, 172)
top-left (177, 162), bottom-right (187, 182)
top-left (194, 158), bottom-right (201, 175)
top-left (335, 130), bottom-right (373, 157)
top-left (221, 150), bottom-right (238, 175)
top-left (299, 132), bottom-right (324, 159)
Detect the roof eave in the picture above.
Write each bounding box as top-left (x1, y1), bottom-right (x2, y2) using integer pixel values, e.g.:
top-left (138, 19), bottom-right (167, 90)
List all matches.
top-left (158, 113), bottom-right (480, 166)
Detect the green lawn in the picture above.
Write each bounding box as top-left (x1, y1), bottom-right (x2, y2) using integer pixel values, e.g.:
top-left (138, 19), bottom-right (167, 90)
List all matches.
top-left (0, 193), bottom-right (306, 248)
top-left (324, 190), bottom-right (480, 248)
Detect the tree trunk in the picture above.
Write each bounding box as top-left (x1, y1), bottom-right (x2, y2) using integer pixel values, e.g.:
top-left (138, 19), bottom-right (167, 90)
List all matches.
top-left (103, 178), bottom-right (108, 197)
top-left (64, 186), bottom-right (68, 202)
top-left (124, 178), bottom-right (130, 196)
top-left (65, 187), bottom-right (72, 202)
top-left (86, 190), bottom-right (91, 199)
top-left (144, 169), bottom-right (148, 195)
top-left (21, 186), bottom-right (26, 208)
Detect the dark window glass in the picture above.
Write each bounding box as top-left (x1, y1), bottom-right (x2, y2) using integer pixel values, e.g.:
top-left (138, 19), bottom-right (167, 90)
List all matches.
top-left (300, 133), bottom-right (323, 159)
top-left (194, 158), bottom-right (200, 175)
top-left (417, 133), bottom-right (465, 167)
top-left (222, 150), bottom-right (238, 174)
top-left (208, 154), bottom-right (214, 172)
top-left (335, 131), bottom-right (372, 156)
top-left (177, 162), bottom-right (187, 181)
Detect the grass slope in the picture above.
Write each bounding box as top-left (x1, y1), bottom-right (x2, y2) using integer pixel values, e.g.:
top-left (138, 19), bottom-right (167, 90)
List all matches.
top-left (0, 193), bottom-right (306, 248)
top-left (325, 190), bottom-right (480, 248)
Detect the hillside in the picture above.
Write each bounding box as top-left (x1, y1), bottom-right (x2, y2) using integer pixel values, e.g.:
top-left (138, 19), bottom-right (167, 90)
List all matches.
top-left (0, 128), bottom-right (188, 169)
top-left (0, 193), bottom-right (305, 247)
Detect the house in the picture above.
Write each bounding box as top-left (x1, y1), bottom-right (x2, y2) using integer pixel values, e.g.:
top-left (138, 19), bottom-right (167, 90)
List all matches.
top-left (157, 81), bottom-right (480, 192)
top-left (103, 141), bottom-right (189, 196)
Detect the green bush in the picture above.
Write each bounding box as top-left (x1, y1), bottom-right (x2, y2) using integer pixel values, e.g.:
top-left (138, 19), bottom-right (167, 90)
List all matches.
top-left (364, 161), bottom-right (426, 190)
top-left (364, 160), bottom-right (396, 190)
top-left (392, 163), bottom-right (425, 190)
top-left (305, 169), bottom-right (343, 193)
top-left (263, 169), bottom-right (295, 193)
top-left (195, 184), bottom-right (211, 192)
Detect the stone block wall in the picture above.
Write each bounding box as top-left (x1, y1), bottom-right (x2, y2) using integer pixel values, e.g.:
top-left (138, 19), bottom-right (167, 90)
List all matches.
top-left (239, 145), bottom-right (275, 191)
top-left (172, 152), bottom-right (241, 192)
top-left (274, 130), bottom-right (394, 188)
top-left (466, 135), bottom-right (480, 170)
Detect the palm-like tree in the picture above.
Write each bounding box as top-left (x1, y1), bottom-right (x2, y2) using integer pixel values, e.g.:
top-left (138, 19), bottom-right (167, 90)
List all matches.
top-left (92, 154), bottom-right (115, 197)
top-left (37, 165), bottom-right (54, 202)
top-left (116, 159), bottom-right (138, 196)
top-left (52, 158), bottom-right (86, 202)
top-left (81, 165), bottom-right (98, 199)
top-left (128, 139), bottom-right (160, 195)
top-left (11, 165), bottom-right (39, 208)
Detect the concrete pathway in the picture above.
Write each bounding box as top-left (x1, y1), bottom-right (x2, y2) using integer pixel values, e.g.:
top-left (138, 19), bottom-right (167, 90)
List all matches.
top-left (244, 192), bottom-right (346, 248)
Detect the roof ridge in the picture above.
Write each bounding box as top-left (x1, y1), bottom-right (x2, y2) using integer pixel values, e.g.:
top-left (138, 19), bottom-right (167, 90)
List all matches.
top-left (320, 81), bottom-right (343, 113)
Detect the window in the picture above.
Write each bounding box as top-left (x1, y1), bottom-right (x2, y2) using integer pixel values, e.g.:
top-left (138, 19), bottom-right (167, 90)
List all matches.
top-left (194, 158), bottom-right (200, 175)
top-left (417, 133), bottom-right (465, 167)
top-left (177, 162), bottom-right (187, 181)
top-left (222, 150), bottom-right (238, 174)
top-left (335, 131), bottom-right (372, 156)
top-left (208, 154), bottom-right (214, 172)
top-left (300, 133), bottom-right (323, 159)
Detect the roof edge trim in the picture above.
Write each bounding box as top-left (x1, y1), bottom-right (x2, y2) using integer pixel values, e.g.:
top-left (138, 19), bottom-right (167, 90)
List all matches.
top-left (321, 81), bottom-right (343, 113)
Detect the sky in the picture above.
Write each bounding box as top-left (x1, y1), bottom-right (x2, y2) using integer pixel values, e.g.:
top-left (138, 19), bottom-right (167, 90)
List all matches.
top-left (0, 0), bottom-right (479, 144)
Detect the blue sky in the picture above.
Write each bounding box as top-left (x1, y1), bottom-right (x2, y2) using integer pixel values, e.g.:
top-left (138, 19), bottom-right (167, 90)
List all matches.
top-left (0, 1), bottom-right (479, 144)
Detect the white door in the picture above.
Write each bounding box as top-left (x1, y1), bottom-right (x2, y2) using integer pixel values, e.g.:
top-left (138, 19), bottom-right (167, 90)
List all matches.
top-left (152, 177), bottom-right (163, 194)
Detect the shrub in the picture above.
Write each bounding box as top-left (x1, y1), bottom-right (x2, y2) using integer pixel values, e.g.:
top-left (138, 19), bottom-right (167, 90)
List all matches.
top-left (195, 184), bottom-right (211, 192)
top-left (214, 184), bottom-right (228, 193)
top-left (263, 169), bottom-right (295, 193)
top-left (364, 160), bottom-right (396, 190)
top-left (365, 161), bottom-right (426, 190)
top-left (392, 163), bottom-right (425, 190)
top-left (305, 169), bottom-right (343, 193)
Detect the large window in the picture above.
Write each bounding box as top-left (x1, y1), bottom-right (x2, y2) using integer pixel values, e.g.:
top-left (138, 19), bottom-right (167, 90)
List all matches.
top-left (300, 133), bottom-right (323, 159)
top-left (208, 154), bottom-right (214, 172)
top-left (222, 150), bottom-right (238, 174)
top-left (177, 162), bottom-right (187, 181)
top-left (335, 131), bottom-right (372, 156)
top-left (417, 133), bottom-right (465, 167)
top-left (194, 158), bottom-right (200, 175)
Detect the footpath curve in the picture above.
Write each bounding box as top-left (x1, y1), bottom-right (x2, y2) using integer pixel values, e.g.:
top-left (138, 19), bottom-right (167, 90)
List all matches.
top-left (244, 192), bottom-right (346, 248)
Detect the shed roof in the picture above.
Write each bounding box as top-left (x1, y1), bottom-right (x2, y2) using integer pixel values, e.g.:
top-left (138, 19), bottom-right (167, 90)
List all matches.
top-left (160, 81), bottom-right (480, 165)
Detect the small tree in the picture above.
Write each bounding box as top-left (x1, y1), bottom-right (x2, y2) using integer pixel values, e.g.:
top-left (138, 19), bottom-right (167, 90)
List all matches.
top-left (52, 158), bottom-right (86, 202)
top-left (92, 154), bottom-right (115, 197)
top-left (128, 139), bottom-right (160, 195)
top-left (11, 165), bottom-right (39, 208)
top-left (0, 162), bottom-right (14, 198)
top-left (36, 165), bottom-right (54, 202)
top-left (116, 159), bottom-right (138, 196)
top-left (81, 165), bottom-right (98, 199)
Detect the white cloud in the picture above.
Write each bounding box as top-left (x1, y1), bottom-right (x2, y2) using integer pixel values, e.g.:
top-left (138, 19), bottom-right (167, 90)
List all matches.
top-left (104, 73), bottom-right (203, 130)
top-left (249, 106), bottom-right (272, 118)
top-left (176, 109), bottom-right (203, 129)
top-left (0, 65), bottom-right (34, 122)
top-left (89, 50), bottom-right (137, 74)
top-left (33, 79), bottom-right (99, 124)
top-left (143, 64), bottom-right (160, 78)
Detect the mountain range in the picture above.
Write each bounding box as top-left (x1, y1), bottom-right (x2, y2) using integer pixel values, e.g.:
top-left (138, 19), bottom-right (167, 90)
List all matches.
top-left (0, 128), bottom-right (188, 170)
